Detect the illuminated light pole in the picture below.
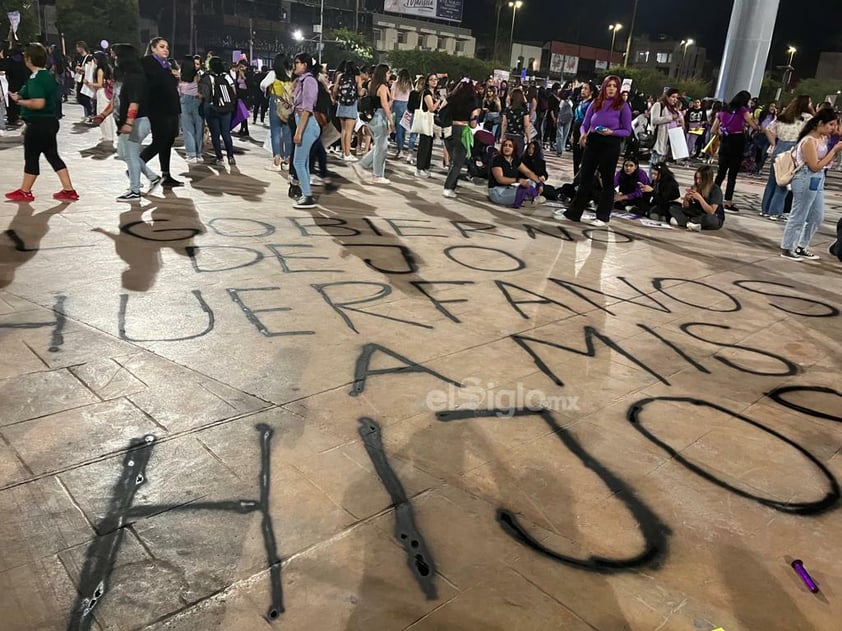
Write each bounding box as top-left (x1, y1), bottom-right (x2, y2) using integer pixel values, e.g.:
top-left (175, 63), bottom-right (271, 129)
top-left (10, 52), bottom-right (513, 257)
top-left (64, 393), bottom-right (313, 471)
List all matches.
top-left (623, 0), bottom-right (638, 67)
top-left (608, 23), bottom-right (622, 67)
top-left (784, 45), bottom-right (796, 91)
top-left (680, 38), bottom-right (694, 79)
top-left (508, 0), bottom-right (523, 70)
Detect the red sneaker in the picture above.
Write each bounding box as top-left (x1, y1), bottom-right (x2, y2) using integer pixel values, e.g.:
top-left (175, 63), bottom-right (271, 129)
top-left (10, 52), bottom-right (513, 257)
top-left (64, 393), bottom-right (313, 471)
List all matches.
top-left (52, 189), bottom-right (80, 201)
top-left (5, 189), bottom-right (35, 202)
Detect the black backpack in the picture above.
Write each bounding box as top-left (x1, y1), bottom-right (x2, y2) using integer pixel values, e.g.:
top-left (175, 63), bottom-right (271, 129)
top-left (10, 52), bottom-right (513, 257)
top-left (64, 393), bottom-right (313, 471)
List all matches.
top-left (358, 94), bottom-right (374, 122)
top-left (407, 90), bottom-right (421, 113)
top-left (208, 73), bottom-right (236, 114)
top-left (337, 74), bottom-right (357, 106)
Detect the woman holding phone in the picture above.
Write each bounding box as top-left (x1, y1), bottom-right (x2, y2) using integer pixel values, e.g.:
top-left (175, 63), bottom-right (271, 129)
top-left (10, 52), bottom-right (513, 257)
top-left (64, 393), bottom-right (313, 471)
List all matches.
top-left (555, 75), bottom-right (632, 227)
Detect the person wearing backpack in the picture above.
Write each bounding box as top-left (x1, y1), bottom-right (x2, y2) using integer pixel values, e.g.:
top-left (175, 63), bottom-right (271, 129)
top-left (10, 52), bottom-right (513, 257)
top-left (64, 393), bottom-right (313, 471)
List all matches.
top-left (199, 56), bottom-right (237, 166)
top-left (556, 93), bottom-right (573, 157)
top-left (260, 54), bottom-right (293, 172)
top-left (357, 63), bottom-right (394, 185)
top-left (332, 60), bottom-right (361, 162)
top-left (289, 53), bottom-right (321, 208)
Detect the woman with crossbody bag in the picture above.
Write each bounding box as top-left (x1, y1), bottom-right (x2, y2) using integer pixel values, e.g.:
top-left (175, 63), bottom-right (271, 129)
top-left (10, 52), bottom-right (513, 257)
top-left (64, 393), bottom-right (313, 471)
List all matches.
top-left (260, 54), bottom-right (293, 172)
top-left (780, 109), bottom-right (842, 261)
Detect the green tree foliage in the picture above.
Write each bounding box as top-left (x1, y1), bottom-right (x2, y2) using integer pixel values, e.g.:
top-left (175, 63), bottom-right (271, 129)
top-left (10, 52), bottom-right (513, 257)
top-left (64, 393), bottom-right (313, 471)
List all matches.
top-left (759, 73), bottom-right (783, 104)
top-left (386, 49), bottom-right (494, 82)
top-left (0, 0), bottom-right (40, 45)
top-left (55, 0), bottom-right (139, 49)
top-left (603, 66), bottom-right (711, 99)
top-left (789, 78), bottom-right (842, 108)
top-left (322, 27), bottom-right (373, 68)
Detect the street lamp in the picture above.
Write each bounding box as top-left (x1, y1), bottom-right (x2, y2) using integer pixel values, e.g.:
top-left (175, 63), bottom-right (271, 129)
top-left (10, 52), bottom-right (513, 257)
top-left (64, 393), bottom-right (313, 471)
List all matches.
top-left (508, 0), bottom-right (523, 70)
top-left (784, 45), bottom-right (797, 90)
top-left (680, 38), bottom-right (694, 79)
top-left (608, 24), bottom-right (622, 67)
top-left (292, 29), bottom-right (304, 42)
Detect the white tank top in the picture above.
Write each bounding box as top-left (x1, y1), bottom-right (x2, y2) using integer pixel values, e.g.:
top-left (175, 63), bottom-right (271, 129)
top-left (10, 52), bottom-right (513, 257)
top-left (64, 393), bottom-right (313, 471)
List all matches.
top-left (795, 136), bottom-right (829, 168)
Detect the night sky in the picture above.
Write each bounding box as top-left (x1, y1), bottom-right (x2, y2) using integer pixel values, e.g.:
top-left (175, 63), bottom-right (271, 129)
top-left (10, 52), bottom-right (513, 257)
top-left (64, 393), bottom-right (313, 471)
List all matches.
top-left (463, 0), bottom-right (839, 79)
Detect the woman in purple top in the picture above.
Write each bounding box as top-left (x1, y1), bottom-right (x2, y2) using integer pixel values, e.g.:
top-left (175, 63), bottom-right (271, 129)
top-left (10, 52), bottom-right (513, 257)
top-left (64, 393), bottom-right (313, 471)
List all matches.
top-left (710, 90), bottom-right (761, 212)
top-left (290, 53), bottom-right (320, 209)
top-left (557, 75), bottom-right (632, 226)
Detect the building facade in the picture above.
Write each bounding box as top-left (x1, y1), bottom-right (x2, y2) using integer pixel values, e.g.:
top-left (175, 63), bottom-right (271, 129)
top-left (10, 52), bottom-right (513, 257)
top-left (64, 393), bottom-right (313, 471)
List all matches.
top-left (629, 35), bottom-right (706, 80)
top-left (816, 52), bottom-right (842, 81)
top-left (372, 13), bottom-right (475, 57)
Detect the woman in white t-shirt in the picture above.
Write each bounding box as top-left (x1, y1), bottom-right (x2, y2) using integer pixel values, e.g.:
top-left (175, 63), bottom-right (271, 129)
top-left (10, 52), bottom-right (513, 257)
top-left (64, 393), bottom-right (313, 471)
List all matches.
top-left (780, 109), bottom-right (842, 261)
top-left (761, 94), bottom-right (813, 220)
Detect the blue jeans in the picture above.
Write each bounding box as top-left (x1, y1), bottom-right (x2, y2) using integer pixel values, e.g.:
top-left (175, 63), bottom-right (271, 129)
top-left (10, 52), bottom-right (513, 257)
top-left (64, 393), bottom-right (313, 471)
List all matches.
top-left (392, 100), bottom-right (408, 151)
top-left (359, 111), bottom-right (389, 178)
top-left (488, 185), bottom-right (517, 206)
top-left (269, 96), bottom-right (292, 160)
top-left (761, 140), bottom-right (795, 217)
top-left (781, 167), bottom-right (825, 251)
top-left (556, 121), bottom-right (571, 155)
top-left (116, 117), bottom-right (156, 193)
top-left (293, 113), bottom-right (320, 196)
top-left (206, 109), bottom-right (234, 160)
top-left (180, 95), bottom-right (203, 159)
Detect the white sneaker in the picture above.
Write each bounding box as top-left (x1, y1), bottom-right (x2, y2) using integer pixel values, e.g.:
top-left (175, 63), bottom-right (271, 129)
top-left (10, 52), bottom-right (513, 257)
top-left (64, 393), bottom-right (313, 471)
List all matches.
top-left (686, 222), bottom-right (702, 232)
top-left (343, 154), bottom-right (358, 163)
top-left (310, 175), bottom-right (325, 186)
top-left (415, 169), bottom-right (431, 178)
top-left (588, 218), bottom-right (606, 227)
top-left (532, 195), bottom-right (547, 206)
top-left (265, 162), bottom-right (282, 172)
top-left (370, 176), bottom-right (391, 185)
top-left (442, 188), bottom-right (457, 199)
top-left (669, 217), bottom-right (679, 227)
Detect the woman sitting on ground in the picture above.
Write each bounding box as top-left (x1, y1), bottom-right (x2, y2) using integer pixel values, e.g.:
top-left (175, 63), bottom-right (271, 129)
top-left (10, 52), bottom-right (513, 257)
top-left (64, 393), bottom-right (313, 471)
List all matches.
top-left (521, 139), bottom-right (560, 201)
top-left (639, 163), bottom-right (680, 221)
top-left (487, 137), bottom-right (546, 209)
top-left (613, 157), bottom-right (650, 213)
top-left (669, 165), bottom-right (724, 232)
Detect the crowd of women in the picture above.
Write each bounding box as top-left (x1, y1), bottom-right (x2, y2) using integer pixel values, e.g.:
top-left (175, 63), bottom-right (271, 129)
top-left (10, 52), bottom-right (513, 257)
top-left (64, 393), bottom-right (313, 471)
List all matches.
top-left (2, 35), bottom-right (841, 261)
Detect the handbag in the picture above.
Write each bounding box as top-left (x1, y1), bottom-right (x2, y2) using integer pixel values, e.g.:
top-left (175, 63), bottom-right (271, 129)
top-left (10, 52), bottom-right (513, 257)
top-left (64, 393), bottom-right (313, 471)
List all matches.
top-left (773, 144), bottom-right (803, 187)
top-left (410, 109), bottom-right (434, 136)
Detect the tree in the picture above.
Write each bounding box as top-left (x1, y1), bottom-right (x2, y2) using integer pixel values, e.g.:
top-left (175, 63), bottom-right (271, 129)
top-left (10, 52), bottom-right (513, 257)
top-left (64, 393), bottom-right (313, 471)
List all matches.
top-left (386, 49), bottom-right (494, 82)
top-left (0, 0), bottom-right (40, 45)
top-left (788, 78), bottom-right (842, 108)
top-left (56, 0), bottom-right (139, 50)
top-left (322, 27), bottom-right (373, 68)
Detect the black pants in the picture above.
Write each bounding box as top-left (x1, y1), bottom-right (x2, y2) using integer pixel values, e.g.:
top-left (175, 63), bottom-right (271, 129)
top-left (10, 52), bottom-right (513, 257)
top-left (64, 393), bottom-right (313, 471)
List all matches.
top-left (715, 133), bottom-right (745, 201)
top-left (416, 133), bottom-right (434, 171)
top-left (571, 130), bottom-right (585, 175)
top-left (24, 118), bottom-right (66, 176)
top-left (76, 83), bottom-right (94, 117)
top-left (669, 205), bottom-right (722, 230)
top-left (566, 134), bottom-right (622, 222)
top-left (141, 114), bottom-right (179, 176)
top-left (444, 125), bottom-right (469, 191)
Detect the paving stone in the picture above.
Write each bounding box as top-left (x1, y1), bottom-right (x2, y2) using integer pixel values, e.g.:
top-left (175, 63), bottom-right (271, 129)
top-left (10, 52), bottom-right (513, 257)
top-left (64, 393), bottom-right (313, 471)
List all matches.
top-left (0, 368), bottom-right (99, 427)
top-left (4, 398), bottom-right (162, 476)
top-left (69, 357), bottom-right (148, 400)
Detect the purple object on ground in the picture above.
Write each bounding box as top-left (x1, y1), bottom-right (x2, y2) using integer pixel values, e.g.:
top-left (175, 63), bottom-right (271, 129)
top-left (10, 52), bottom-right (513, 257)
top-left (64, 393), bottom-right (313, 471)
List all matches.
top-left (791, 559), bottom-right (819, 593)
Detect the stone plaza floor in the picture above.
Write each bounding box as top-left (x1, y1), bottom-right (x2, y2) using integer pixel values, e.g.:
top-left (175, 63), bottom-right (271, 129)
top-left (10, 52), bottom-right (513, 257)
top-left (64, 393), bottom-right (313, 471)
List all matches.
top-left (1, 111), bottom-right (841, 630)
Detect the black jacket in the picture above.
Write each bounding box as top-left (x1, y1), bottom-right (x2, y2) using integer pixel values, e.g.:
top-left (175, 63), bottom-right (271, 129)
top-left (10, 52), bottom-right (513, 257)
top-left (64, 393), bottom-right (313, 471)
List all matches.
top-left (141, 55), bottom-right (180, 117)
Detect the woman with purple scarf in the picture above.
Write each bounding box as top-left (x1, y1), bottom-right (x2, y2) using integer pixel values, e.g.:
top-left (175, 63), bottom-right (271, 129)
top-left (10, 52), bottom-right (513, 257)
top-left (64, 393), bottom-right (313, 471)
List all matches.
top-left (140, 37), bottom-right (181, 188)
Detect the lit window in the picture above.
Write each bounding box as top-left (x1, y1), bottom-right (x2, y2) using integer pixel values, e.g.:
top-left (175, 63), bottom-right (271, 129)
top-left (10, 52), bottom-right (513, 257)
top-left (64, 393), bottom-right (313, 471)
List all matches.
top-left (636, 50), bottom-right (649, 63)
top-left (656, 52), bottom-right (672, 64)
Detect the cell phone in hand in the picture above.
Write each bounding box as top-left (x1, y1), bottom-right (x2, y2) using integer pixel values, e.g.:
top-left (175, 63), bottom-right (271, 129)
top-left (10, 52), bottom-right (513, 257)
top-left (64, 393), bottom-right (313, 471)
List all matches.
top-left (594, 125), bottom-right (606, 133)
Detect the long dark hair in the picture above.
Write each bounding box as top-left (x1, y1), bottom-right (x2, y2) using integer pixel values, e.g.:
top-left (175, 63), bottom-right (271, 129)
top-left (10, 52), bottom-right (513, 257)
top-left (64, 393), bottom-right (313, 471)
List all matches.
top-left (180, 55), bottom-right (197, 82)
top-left (369, 63), bottom-right (390, 98)
top-left (447, 79), bottom-right (478, 115)
top-left (112, 43), bottom-right (142, 80)
top-left (777, 94), bottom-right (812, 124)
top-left (726, 90), bottom-right (751, 113)
top-left (650, 162), bottom-right (677, 189)
top-left (617, 157), bottom-right (642, 193)
top-left (797, 108), bottom-right (839, 141)
top-left (522, 139), bottom-right (546, 176)
top-left (593, 75), bottom-right (624, 111)
top-left (660, 88), bottom-right (679, 115)
top-left (93, 50), bottom-right (112, 81)
top-left (145, 36), bottom-right (167, 56)
top-left (272, 53), bottom-right (291, 81)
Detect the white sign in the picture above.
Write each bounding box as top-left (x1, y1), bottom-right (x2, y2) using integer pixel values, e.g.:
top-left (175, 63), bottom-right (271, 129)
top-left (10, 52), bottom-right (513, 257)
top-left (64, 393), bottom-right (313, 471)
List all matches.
top-left (493, 69), bottom-right (510, 83)
top-left (621, 78), bottom-right (633, 93)
top-left (595, 60), bottom-right (608, 70)
top-left (383, 0), bottom-right (463, 22)
top-left (7, 10), bottom-right (20, 35)
top-left (550, 53), bottom-right (563, 74)
top-left (563, 55), bottom-right (579, 75)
